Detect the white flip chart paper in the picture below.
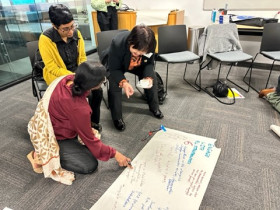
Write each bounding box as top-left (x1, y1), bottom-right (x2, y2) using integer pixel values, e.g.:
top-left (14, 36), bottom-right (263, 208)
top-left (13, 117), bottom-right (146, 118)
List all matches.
top-left (91, 128), bottom-right (221, 210)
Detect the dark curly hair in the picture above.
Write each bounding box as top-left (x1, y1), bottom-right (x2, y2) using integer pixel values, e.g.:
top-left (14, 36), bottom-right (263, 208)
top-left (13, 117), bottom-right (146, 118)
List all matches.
top-left (49, 4), bottom-right (73, 28)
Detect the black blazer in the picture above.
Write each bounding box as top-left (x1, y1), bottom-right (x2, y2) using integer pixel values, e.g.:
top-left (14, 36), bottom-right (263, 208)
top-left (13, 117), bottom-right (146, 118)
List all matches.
top-left (108, 31), bottom-right (155, 83)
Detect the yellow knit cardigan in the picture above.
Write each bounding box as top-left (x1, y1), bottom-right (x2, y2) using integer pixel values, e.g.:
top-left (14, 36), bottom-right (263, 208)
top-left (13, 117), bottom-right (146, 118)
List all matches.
top-left (39, 30), bottom-right (87, 85)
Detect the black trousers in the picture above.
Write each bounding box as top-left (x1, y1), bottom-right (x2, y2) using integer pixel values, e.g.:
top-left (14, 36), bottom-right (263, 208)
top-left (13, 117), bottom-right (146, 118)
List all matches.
top-left (108, 68), bottom-right (160, 120)
top-left (97, 6), bottom-right (118, 31)
top-left (88, 88), bottom-right (103, 124)
top-left (58, 137), bottom-right (98, 174)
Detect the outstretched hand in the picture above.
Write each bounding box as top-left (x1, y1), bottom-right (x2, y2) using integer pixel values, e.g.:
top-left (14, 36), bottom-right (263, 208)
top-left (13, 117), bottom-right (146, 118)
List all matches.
top-left (122, 82), bottom-right (134, 98)
top-left (115, 151), bottom-right (133, 169)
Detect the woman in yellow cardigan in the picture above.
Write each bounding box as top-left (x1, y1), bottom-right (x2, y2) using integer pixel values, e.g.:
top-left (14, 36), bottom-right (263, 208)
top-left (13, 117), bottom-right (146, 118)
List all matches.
top-left (39, 4), bottom-right (103, 131)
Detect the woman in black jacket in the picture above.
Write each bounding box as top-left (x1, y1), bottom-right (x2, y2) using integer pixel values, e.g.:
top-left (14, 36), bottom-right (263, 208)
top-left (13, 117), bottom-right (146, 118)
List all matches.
top-left (107, 25), bottom-right (164, 131)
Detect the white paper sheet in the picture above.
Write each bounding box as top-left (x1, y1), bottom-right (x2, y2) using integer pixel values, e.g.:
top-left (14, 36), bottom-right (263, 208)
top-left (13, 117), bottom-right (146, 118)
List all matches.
top-left (270, 124), bottom-right (280, 137)
top-left (90, 128), bottom-right (221, 210)
top-left (136, 10), bottom-right (170, 26)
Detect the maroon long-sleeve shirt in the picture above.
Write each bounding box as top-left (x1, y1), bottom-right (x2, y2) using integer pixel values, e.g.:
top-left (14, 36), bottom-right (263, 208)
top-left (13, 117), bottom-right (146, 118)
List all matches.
top-left (48, 75), bottom-right (116, 161)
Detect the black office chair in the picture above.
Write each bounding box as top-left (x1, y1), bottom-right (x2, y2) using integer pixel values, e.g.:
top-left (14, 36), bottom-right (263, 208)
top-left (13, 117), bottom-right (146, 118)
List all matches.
top-left (26, 41), bottom-right (48, 101)
top-left (195, 24), bottom-right (254, 95)
top-left (156, 24), bottom-right (200, 96)
top-left (243, 23), bottom-right (280, 92)
top-left (96, 30), bottom-right (128, 59)
top-left (96, 29), bottom-right (128, 108)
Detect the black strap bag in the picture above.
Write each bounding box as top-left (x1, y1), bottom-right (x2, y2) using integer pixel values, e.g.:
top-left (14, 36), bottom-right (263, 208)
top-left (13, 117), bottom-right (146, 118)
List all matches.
top-left (213, 80), bottom-right (229, 97)
top-left (205, 80), bottom-right (235, 105)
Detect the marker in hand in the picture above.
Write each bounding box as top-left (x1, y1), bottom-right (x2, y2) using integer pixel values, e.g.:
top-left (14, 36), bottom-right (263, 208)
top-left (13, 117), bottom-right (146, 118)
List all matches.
top-left (127, 160), bottom-right (133, 168)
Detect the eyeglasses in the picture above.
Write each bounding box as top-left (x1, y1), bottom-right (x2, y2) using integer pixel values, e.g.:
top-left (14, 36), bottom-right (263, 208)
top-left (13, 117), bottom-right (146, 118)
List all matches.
top-left (59, 23), bottom-right (78, 33)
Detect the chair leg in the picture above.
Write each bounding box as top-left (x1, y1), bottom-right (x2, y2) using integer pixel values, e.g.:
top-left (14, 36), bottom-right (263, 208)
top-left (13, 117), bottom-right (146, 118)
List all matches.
top-left (243, 53), bottom-right (258, 79)
top-left (194, 67), bottom-right (203, 90)
top-left (32, 80), bottom-right (37, 98)
top-left (183, 62), bottom-right (201, 91)
top-left (31, 74), bottom-right (40, 101)
top-left (243, 54), bottom-right (259, 93)
top-left (34, 82), bottom-right (41, 101)
top-left (217, 62), bottom-right (222, 81)
top-left (194, 59), bottom-right (212, 91)
top-left (38, 91), bottom-right (42, 101)
top-left (196, 62), bottom-right (220, 98)
top-left (165, 62), bottom-right (169, 95)
top-left (102, 81), bottom-right (109, 109)
top-left (202, 62), bottom-right (222, 96)
top-left (265, 60), bottom-right (275, 89)
top-left (35, 88), bottom-right (40, 101)
top-left (227, 59), bottom-right (254, 93)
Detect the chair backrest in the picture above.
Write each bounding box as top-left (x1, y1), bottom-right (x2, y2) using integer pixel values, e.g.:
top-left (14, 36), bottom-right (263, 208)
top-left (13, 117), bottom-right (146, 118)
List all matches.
top-left (96, 29), bottom-right (128, 59)
top-left (158, 25), bottom-right (188, 54)
top-left (201, 24), bottom-right (242, 55)
top-left (260, 23), bottom-right (280, 52)
top-left (26, 40), bottom-right (39, 66)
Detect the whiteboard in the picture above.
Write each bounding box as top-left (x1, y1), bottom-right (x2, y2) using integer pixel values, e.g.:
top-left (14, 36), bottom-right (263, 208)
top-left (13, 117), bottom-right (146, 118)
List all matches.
top-left (203, 0), bottom-right (280, 10)
top-left (90, 128), bottom-right (221, 210)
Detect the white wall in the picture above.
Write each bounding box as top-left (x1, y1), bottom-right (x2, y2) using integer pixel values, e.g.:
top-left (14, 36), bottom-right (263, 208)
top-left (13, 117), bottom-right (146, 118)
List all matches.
top-left (123, 0), bottom-right (186, 11)
top-left (123, 0), bottom-right (277, 27)
top-left (123, 0), bottom-right (279, 63)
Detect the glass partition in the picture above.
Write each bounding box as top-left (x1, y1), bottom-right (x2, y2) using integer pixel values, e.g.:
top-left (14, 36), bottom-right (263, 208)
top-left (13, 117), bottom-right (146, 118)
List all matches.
top-left (0, 0), bottom-right (96, 90)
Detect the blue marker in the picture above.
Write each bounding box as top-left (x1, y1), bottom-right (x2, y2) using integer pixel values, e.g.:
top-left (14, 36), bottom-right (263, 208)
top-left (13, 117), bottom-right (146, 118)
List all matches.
top-left (160, 125), bottom-right (167, 132)
top-left (141, 125), bottom-right (166, 141)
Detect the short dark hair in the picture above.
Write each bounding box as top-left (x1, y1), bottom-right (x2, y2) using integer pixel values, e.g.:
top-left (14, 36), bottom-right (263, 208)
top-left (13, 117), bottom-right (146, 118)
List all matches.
top-left (127, 24), bottom-right (156, 53)
top-left (49, 4), bottom-right (73, 28)
top-left (72, 62), bottom-right (106, 96)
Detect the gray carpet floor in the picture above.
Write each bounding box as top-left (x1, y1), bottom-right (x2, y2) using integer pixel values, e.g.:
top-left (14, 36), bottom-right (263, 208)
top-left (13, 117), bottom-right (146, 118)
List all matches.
top-left (0, 53), bottom-right (280, 210)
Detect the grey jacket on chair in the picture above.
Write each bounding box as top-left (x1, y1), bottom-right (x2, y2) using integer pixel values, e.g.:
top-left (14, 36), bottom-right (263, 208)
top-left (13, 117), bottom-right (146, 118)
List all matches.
top-left (198, 23), bottom-right (243, 64)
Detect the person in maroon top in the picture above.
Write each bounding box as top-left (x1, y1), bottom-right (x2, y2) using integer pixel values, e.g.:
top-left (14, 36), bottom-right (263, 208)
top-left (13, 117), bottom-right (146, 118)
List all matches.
top-left (47, 61), bottom-right (132, 174)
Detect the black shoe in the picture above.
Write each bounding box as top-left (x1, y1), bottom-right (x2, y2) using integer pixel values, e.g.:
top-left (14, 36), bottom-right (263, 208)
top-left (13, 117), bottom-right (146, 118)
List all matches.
top-left (91, 123), bottom-right (102, 132)
top-left (113, 119), bottom-right (126, 131)
top-left (150, 109), bottom-right (164, 119)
